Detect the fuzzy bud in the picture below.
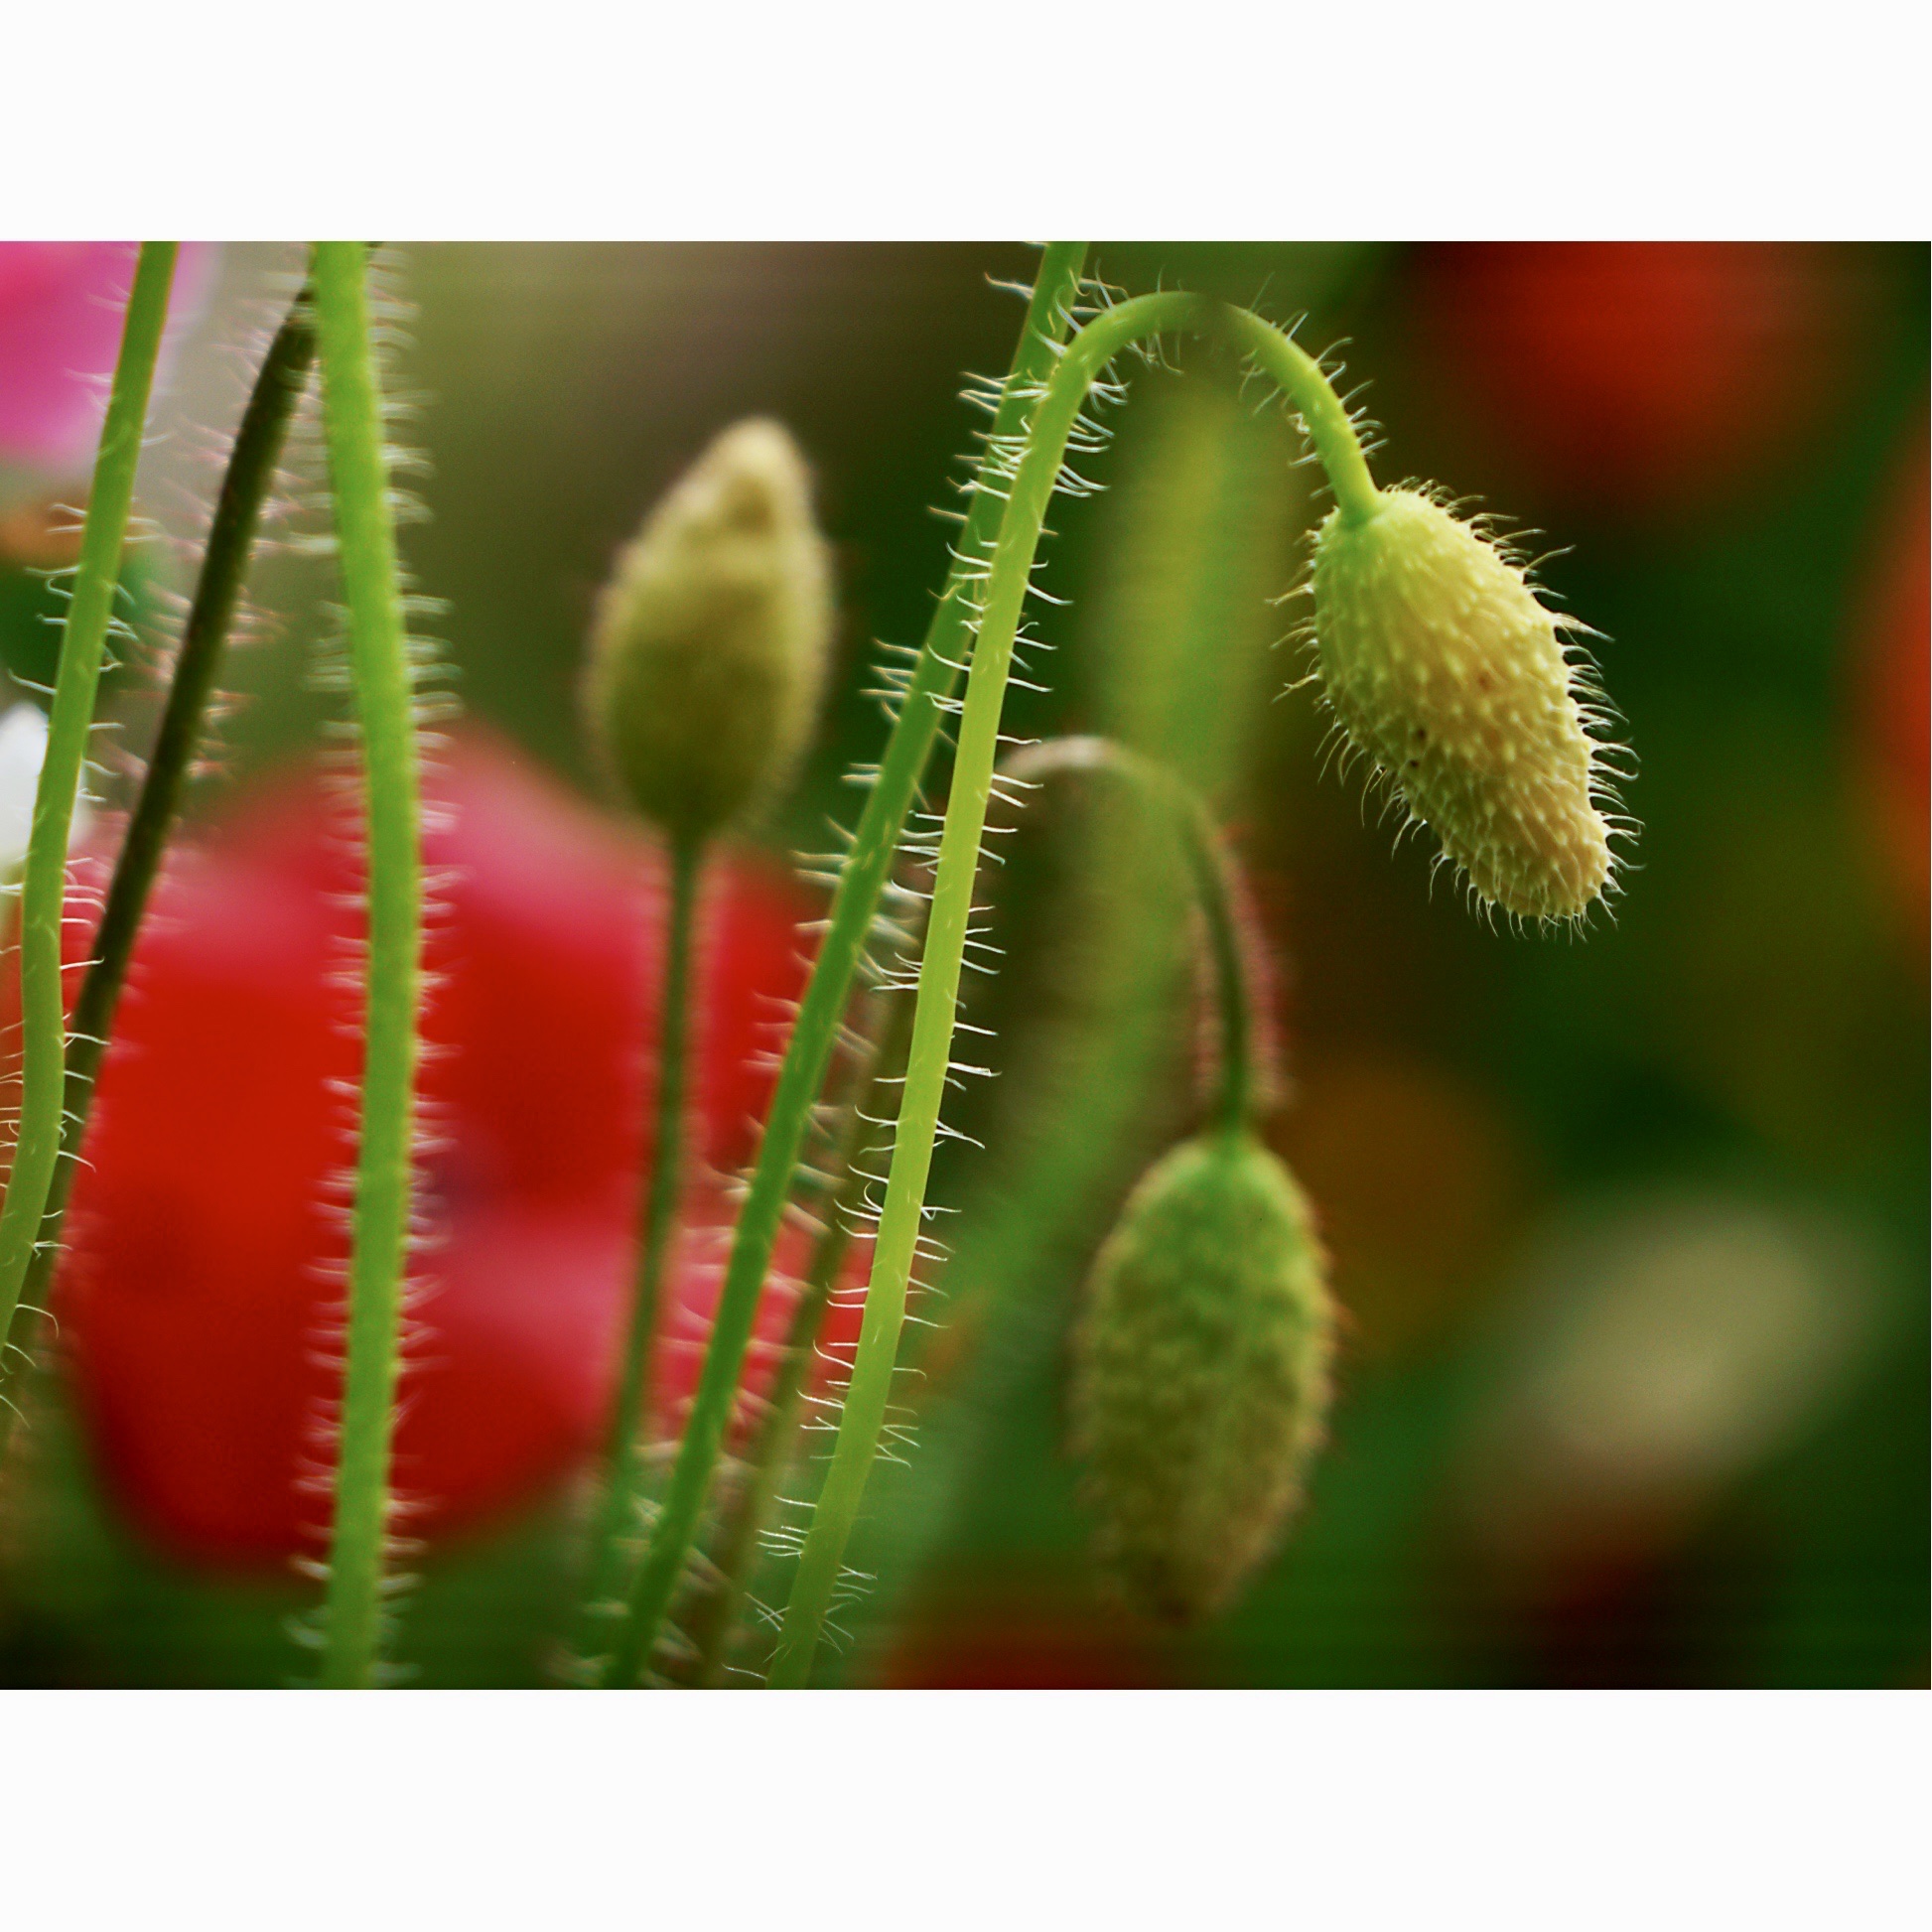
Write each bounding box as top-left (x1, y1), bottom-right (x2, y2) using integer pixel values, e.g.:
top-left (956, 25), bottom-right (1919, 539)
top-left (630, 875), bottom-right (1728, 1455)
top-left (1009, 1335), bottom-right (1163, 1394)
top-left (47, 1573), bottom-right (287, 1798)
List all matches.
top-left (1310, 487), bottom-right (1622, 921)
top-left (1069, 1131), bottom-right (1335, 1623)
top-left (585, 418), bottom-right (833, 846)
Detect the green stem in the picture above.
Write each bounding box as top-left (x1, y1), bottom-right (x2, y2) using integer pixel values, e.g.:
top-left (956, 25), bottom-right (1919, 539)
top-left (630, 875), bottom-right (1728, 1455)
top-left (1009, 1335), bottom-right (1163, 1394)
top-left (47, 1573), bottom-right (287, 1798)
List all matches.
top-left (0, 243), bottom-right (177, 1359)
top-left (1223, 309), bottom-right (1381, 528)
top-left (767, 291), bottom-right (1378, 1686)
top-left (601, 242), bottom-right (1091, 1687)
top-left (574, 835), bottom-right (701, 1671)
top-left (685, 971), bottom-right (919, 1685)
top-left (1184, 798), bottom-right (1254, 1134)
top-left (1002, 738), bottom-right (1256, 1132)
top-left (311, 242), bottom-right (424, 1690)
top-left (1, 266), bottom-right (320, 1397)
top-left (828, 386), bottom-right (1299, 1684)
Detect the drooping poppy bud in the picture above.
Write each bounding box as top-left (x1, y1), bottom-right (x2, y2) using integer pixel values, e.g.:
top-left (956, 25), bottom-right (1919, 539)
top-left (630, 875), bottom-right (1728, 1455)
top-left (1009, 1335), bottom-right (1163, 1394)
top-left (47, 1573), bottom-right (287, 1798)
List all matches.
top-left (583, 417), bottom-right (834, 847)
top-left (1069, 1130), bottom-right (1335, 1623)
top-left (1309, 486), bottom-right (1626, 922)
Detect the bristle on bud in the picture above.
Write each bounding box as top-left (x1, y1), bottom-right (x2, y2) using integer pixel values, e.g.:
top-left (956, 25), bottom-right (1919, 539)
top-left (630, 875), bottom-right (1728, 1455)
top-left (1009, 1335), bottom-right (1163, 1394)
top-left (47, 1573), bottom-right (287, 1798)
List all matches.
top-left (1310, 487), bottom-right (1624, 922)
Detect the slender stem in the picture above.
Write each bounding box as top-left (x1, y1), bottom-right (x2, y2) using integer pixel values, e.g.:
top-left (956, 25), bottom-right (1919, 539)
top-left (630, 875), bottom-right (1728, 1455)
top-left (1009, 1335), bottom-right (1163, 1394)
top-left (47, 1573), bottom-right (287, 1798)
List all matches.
top-left (602, 243), bottom-right (1092, 1686)
top-left (766, 291), bottom-right (1378, 1685)
top-left (1221, 307), bottom-right (1380, 527)
top-left (574, 835), bottom-right (701, 1670)
top-left (685, 972), bottom-right (919, 1685)
top-left (3, 266), bottom-right (320, 1385)
top-left (828, 368), bottom-right (1305, 1677)
top-left (1187, 821), bottom-right (1253, 1132)
top-left (0, 243), bottom-right (177, 1357)
top-left (1002, 738), bottom-right (1256, 1132)
top-left (311, 242), bottom-right (424, 1690)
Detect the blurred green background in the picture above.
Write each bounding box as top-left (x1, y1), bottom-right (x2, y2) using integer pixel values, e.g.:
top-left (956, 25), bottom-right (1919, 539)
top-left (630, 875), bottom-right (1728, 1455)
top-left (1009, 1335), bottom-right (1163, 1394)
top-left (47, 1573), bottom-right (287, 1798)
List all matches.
top-left (1, 242), bottom-right (1924, 1687)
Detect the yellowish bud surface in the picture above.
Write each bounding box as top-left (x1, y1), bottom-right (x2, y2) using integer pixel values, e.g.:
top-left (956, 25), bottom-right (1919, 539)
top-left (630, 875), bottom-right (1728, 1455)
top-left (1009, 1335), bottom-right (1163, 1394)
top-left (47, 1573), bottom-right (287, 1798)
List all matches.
top-left (585, 418), bottom-right (833, 846)
top-left (1311, 487), bottom-right (1619, 920)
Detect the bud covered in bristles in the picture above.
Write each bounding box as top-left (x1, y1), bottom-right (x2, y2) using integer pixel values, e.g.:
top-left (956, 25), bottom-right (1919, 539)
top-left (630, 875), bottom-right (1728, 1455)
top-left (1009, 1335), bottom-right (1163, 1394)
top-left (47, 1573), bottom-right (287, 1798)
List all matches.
top-left (585, 418), bottom-right (833, 846)
top-left (1070, 1131), bottom-right (1335, 1623)
top-left (1310, 486), bottom-right (1626, 922)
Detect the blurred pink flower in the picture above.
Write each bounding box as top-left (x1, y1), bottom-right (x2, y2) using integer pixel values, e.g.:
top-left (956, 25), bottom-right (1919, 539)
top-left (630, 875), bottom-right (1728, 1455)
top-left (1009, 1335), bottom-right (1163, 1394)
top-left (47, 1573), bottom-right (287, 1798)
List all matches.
top-left (0, 242), bottom-right (217, 476)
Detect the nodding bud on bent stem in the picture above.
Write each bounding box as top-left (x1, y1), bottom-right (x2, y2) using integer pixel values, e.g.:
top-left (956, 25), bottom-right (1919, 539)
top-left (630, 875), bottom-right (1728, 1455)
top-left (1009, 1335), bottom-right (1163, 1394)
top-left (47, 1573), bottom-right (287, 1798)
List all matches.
top-left (584, 418), bottom-right (834, 847)
top-left (1070, 1130), bottom-right (1335, 1625)
top-left (1309, 486), bottom-right (1628, 923)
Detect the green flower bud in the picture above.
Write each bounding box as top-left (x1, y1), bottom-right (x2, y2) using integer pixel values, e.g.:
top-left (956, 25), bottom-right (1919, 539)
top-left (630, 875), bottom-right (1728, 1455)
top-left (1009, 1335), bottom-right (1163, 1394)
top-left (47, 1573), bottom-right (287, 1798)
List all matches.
top-left (584, 418), bottom-right (833, 846)
top-left (1310, 486), bottom-right (1625, 922)
top-left (1069, 1130), bottom-right (1335, 1623)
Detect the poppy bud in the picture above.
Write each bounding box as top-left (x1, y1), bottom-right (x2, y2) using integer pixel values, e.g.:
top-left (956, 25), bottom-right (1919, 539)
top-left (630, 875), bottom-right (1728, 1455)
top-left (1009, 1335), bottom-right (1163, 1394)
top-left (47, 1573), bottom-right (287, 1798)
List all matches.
top-left (1069, 1130), bottom-right (1334, 1623)
top-left (584, 418), bottom-right (834, 846)
top-left (1310, 486), bottom-right (1624, 921)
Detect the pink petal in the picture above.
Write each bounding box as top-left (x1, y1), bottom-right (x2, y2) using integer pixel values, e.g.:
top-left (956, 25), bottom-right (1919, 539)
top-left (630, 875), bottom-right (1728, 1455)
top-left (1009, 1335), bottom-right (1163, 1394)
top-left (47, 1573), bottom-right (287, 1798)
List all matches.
top-left (0, 241), bottom-right (218, 474)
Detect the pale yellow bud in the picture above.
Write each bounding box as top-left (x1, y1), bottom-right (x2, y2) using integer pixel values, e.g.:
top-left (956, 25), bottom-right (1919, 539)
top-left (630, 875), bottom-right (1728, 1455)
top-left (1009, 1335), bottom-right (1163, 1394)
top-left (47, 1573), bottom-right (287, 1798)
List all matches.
top-left (1310, 487), bottom-right (1626, 922)
top-left (585, 418), bottom-right (833, 846)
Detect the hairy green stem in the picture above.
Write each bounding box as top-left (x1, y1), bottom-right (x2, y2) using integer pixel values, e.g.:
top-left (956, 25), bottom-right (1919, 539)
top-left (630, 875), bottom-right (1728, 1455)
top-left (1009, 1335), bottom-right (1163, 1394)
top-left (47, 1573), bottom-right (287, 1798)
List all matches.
top-left (3, 266), bottom-right (321, 1381)
top-left (685, 972), bottom-right (919, 1685)
top-left (574, 836), bottom-right (701, 1669)
top-left (0, 243), bottom-right (177, 1360)
top-left (767, 291), bottom-right (1378, 1685)
top-left (602, 243), bottom-right (1091, 1686)
top-left (311, 243), bottom-right (424, 1690)
top-left (829, 388), bottom-right (1297, 1682)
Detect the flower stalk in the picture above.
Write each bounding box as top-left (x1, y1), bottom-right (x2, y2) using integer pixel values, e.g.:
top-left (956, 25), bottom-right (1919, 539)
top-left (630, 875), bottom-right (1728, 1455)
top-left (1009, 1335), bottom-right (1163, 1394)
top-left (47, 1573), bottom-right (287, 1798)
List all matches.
top-left (3, 263), bottom-right (321, 1393)
top-left (310, 242), bottom-right (424, 1690)
top-left (1000, 737), bottom-right (1257, 1132)
top-left (600, 242), bottom-right (1091, 1687)
top-left (0, 242), bottom-right (178, 1365)
top-left (572, 836), bottom-right (701, 1665)
top-left (684, 970), bottom-right (918, 1685)
top-left (571, 416), bottom-right (834, 1676)
top-left (767, 289), bottom-right (1379, 1685)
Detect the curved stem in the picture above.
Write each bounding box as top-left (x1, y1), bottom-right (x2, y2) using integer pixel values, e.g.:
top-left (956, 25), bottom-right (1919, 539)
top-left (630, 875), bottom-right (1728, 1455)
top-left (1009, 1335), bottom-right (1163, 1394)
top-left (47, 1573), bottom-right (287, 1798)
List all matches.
top-left (1160, 769), bottom-right (1255, 1135)
top-left (1189, 820), bottom-right (1254, 1133)
top-left (2, 265), bottom-right (320, 1397)
top-left (1221, 308), bottom-right (1380, 527)
top-left (1001, 738), bottom-right (1256, 1133)
top-left (766, 291), bottom-right (1376, 1685)
top-left (311, 242), bottom-right (424, 1690)
top-left (574, 835), bottom-right (701, 1670)
top-left (0, 242), bottom-right (177, 1358)
top-left (602, 242), bottom-right (1092, 1686)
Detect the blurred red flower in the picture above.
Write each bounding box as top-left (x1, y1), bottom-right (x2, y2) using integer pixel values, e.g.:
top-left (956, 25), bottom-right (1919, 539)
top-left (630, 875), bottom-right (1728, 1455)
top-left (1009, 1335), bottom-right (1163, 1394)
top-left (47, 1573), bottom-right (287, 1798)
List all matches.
top-left (1410, 243), bottom-right (1862, 520)
top-left (15, 731), bottom-right (858, 1569)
